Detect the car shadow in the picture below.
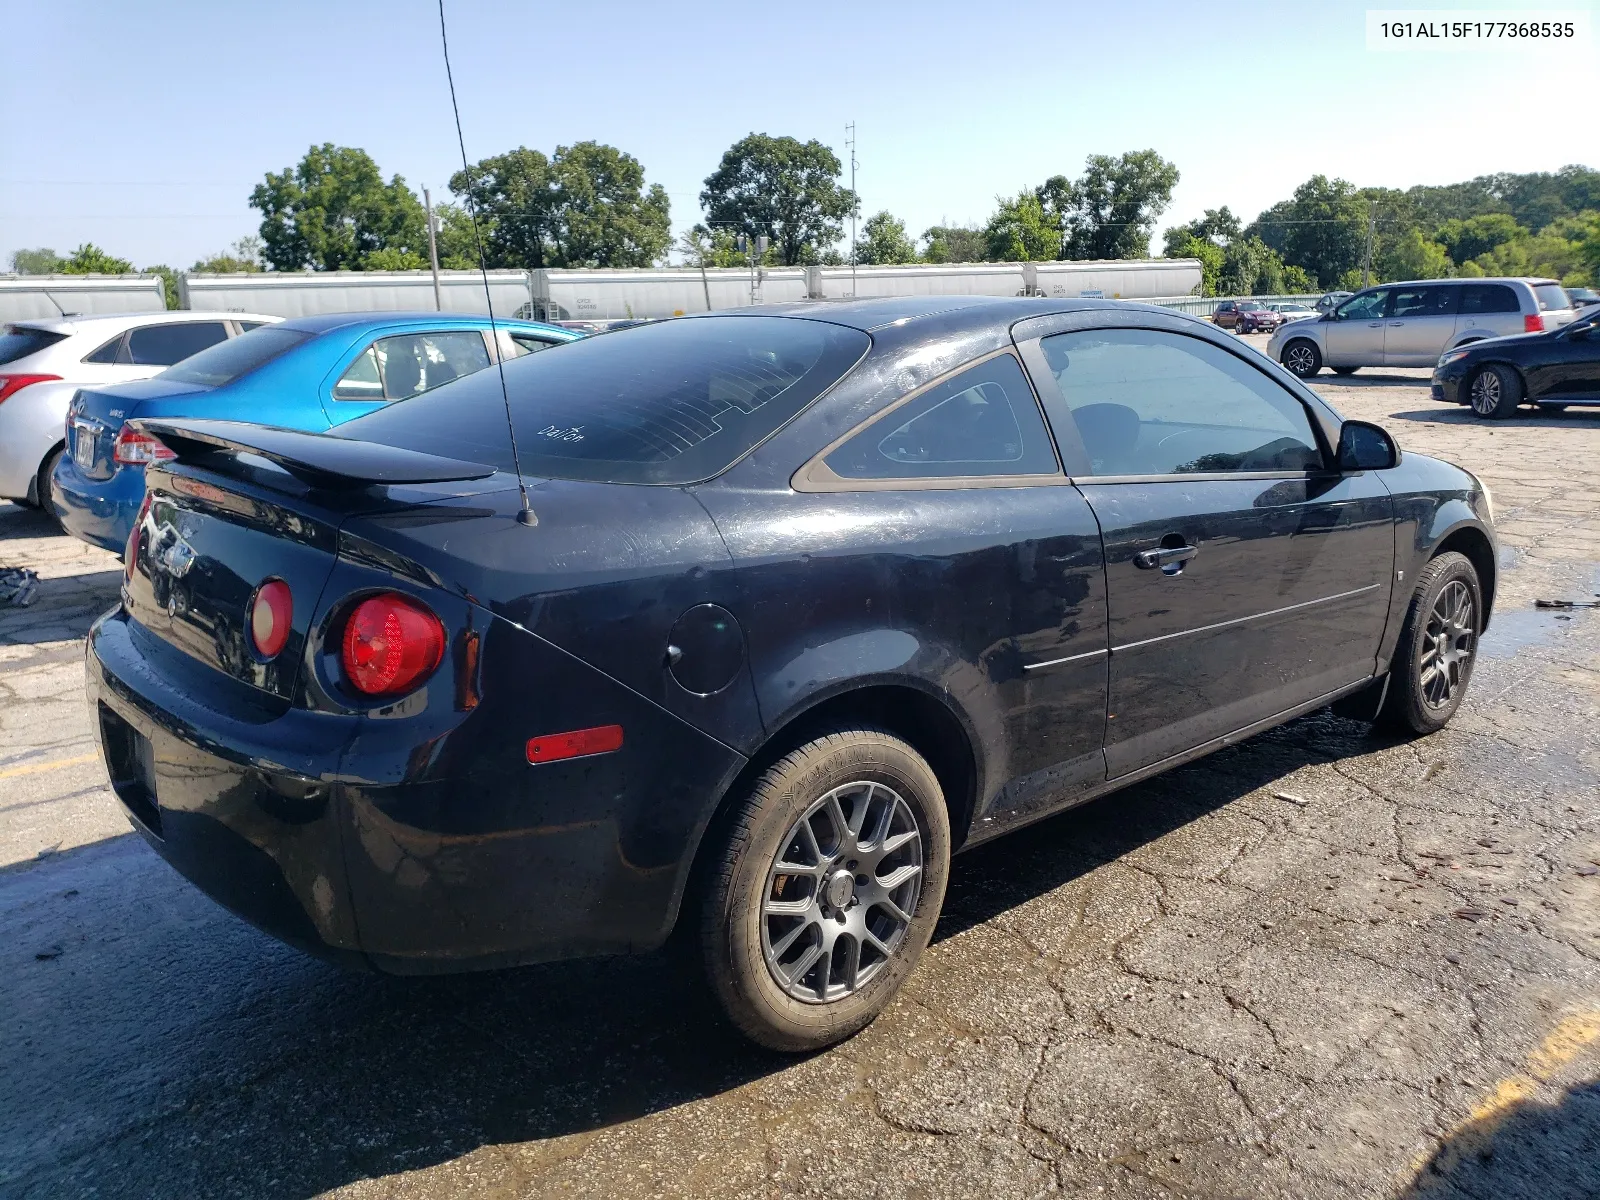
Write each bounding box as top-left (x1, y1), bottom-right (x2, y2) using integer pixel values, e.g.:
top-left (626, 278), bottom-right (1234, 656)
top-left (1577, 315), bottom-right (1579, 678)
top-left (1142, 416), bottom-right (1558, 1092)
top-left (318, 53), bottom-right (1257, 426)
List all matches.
top-left (1310, 372), bottom-right (1434, 388)
top-left (1388, 407), bottom-right (1600, 428)
top-left (1399, 1079), bottom-right (1600, 1200)
top-left (1, 711), bottom-right (1384, 1196)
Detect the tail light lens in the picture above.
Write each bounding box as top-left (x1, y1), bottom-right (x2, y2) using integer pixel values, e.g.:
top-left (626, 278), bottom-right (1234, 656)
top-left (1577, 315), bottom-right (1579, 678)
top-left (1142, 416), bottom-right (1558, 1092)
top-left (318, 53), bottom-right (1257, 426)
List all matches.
top-left (248, 579), bottom-right (293, 660)
top-left (1524, 313), bottom-right (1544, 333)
top-left (112, 424), bottom-right (176, 466)
top-left (125, 493), bottom-right (152, 579)
top-left (341, 593), bottom-right (446, 696)
top-left (0, 373), bottom-right (62, 404)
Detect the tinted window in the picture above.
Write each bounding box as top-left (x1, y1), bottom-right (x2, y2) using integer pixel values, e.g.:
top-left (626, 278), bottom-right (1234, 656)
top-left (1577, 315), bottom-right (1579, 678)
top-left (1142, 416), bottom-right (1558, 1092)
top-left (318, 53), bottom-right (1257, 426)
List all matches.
top-left (237, 321), bottom-right (268, 332)
top-left (1391, 285), bottom-right (1458, 318)
top-left (0, 326), bottom-right (67, 365)
top-left (1460, 284), bottom-right (1519, 315)
top-left (823, 354), bottom-right (1057, 480)
top-left (126, 322), bottom-right (229, 366)
top-left (159, 326), bottom-right (312, 387)
top-left (1335, 290), bottom-right (1389, 320)
top-left (509, 333), bottom-right (558, 357)
top-left (341, 315), bottom-right (869, 486)
top-left (333, 331), bottom-right (491, 401)
top-left (82, 333), bottom-right (124, 364)
top-left (1040, 328), bottom-right (1323, 476)
top-left (1533, 284), bottom-right (1570, 312)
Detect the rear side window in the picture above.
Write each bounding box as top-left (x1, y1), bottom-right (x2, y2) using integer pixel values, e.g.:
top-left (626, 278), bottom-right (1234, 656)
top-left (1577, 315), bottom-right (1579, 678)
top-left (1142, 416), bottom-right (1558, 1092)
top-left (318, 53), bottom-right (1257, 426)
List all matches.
top-left (341, 315), bottom-right (870, 485)
top-left (333, 331), bottom-right (491, 401)
top-left (126, 322), bottom-right (229, 366)
top-left (1460, 284), bottom-right (1519, 315)
top-left (0, 326), bottom-right (67, 365)
top-left (1040, 328), bottom-right (1322, 476)
top-left (83, 333), bottom-right (124, 364)
top-left (1391, 285), bottom-right (1458, 318)
top-left (1532, 284), bottom-right (1570, 312)
top-left (158, 326), bottom-right (312, 387)
top-left (823, 354), bottom-right (1057, 480)
top-left (508, 333), bottom-right (558, 357)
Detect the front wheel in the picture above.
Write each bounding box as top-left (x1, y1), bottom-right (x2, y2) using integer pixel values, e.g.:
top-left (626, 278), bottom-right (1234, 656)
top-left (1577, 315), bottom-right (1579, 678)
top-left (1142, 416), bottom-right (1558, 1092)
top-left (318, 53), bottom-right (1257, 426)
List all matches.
top-left (1377, 551), bottom-right (1482, 736)
top-left (1281, 339), bottom-right (1321, 378)
top-left (1468, 364), bottom-right (1522, 418)
top-left (699, 727), bottom-right (951, 1052)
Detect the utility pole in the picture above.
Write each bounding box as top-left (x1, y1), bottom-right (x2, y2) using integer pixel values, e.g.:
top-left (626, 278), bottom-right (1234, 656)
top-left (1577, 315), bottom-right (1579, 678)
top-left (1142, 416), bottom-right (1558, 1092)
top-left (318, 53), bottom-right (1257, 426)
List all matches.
top-left (424, 187), bottom-right (443, 311)
top-left (845, 121), bottom-right (858, 297)
top-left (737, 233), bottom-right (769, 306)
top-left (1362, 201), bottom-right (1375, 290)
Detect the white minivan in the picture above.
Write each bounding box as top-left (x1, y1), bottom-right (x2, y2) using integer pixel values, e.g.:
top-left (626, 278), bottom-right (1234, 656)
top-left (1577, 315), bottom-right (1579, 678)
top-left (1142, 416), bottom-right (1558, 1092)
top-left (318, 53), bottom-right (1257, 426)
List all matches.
top-left (1267, 278), bottom-right (1576, 377)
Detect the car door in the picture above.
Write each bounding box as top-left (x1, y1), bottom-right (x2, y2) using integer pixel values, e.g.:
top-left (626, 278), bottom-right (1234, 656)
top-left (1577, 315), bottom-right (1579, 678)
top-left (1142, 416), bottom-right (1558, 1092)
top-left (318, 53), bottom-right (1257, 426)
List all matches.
top-left (1016, 313), bottom-right (1394, 778)
top-left (1384, 284), bottom-right (1460, 365)
top-left (1528, 316), bottom-right (1600, 402)
top-left (1457, 283), bottom-right (1522, 341)
top-left (1323, 288), bottom-right (1390, 366)
top-left (323, 328), bottom-right (494, 423)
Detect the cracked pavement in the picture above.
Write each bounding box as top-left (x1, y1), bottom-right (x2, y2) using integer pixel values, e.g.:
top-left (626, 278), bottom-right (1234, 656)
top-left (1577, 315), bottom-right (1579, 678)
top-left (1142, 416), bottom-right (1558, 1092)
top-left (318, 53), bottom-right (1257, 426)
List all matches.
top-left (2, 355), bottom-right (1597, 1198)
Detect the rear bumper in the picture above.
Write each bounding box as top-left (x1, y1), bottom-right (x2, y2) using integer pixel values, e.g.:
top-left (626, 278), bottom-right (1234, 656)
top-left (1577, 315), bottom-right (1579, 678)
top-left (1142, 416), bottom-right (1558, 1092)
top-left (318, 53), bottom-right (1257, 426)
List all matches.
top-left (87, 602), bottom-right (748, 974)
top-left (53, 456), bottom-right (144, 553)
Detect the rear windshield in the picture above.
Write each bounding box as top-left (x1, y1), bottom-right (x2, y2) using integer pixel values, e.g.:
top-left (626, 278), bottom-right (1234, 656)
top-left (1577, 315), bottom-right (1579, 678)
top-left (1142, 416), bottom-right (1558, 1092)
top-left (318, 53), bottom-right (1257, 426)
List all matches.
top-left (158, 326), bottom-right (311, 387)
top-left (1533, 284), bottom-right (1571, 312)
top-left (0, 326), bottom-right (67, 365)
top-left (340, 316), bottom-right (871, 485)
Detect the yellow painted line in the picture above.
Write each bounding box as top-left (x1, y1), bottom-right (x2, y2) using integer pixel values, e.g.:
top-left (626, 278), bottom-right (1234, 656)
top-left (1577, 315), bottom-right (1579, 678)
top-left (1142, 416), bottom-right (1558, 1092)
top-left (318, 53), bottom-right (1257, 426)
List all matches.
top-left (0, 752), bottom-right (100, 781)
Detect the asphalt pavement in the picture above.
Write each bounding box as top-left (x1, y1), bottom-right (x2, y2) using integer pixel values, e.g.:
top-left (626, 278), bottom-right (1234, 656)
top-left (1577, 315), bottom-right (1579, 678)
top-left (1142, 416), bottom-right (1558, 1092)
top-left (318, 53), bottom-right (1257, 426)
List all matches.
top-left (2, 353), bottom-right (1597, 1199)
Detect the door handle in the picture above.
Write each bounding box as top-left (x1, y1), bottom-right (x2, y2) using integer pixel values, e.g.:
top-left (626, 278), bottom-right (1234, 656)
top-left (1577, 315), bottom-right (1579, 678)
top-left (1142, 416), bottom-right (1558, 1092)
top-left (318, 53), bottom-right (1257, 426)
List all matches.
top-left (1387, 321), bottom-right (1404, 327)
top-left (1134, 544), bottom-right (1199, 570)
top-left (1368, 321), bottom-right (1384, 327)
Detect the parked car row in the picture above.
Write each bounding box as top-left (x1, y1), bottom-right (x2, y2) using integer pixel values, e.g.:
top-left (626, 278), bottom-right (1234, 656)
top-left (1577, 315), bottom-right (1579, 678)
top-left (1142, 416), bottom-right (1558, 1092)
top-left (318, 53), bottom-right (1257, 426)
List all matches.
top-left (82, 294), bottom-right (1497, 1051)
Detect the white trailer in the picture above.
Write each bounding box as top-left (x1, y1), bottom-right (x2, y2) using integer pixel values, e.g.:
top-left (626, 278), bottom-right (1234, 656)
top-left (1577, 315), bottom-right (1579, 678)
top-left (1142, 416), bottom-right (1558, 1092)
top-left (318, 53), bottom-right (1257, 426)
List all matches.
top-left (0, 275), bottom-right (167, 321)
top-left (179, 269), bottom-right (533, 318)
top-left (526, 259), bottom-right (1202, 321)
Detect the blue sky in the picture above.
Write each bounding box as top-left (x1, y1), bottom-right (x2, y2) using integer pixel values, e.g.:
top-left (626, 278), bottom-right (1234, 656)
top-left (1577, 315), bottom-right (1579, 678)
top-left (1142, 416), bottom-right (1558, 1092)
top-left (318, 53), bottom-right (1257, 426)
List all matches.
top-left (2, 0), bottom-right (1593, 270)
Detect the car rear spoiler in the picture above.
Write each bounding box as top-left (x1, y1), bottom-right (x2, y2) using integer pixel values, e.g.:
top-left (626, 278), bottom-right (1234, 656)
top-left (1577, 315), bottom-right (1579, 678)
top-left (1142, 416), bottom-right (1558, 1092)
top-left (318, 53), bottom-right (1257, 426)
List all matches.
top-left (128, 418), bottom-right (498, 489)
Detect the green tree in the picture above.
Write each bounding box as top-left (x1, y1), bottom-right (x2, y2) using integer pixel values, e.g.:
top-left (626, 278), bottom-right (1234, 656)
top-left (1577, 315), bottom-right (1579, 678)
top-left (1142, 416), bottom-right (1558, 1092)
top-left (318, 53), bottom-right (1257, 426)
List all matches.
top-left (1434, 213), bottom-right (1523, 265)
top-left (1219, 236), bottom-right (1291, 295)
top-left (984, 190), bottom-right (1059, 261)
top-left (700, 133), bottom-right (857, 266)
top-left (9, 248), bottom-right (64, 274)
top-left (1377, 228), bottom-right (1452, 280)
top-left (450, 142), bottom-right (670, 269)
top-left (854, 211), bottom-right (918, 264)
top-left (1162, 206), bottom-right (1241, 257)
top-left (1170, 233), bottom-right (1224, 296)
top-left (1247, 176), bottom-right (1367, 291)
top-left (1060, 150), bottom-right (1180, 259)
top-left (430, 202), bottom-right (484, 269)
top-left (143, 265), bottom-right (180, 309)
top-left (919, 225), bottom-right (986, 263)
top-left (250, 143), bottom-right (427, 271)
top-left (60, 243), bottom-right (134, 274)
top-left (1281, 264), bottom-right (1315, 292)
top-left (192, 236), bottom-right (266, 273)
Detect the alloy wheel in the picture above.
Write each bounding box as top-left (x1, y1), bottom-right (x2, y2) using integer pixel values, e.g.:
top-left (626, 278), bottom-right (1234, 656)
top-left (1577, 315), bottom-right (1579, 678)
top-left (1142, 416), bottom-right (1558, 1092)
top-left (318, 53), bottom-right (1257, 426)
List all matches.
top-left (1420, 580), bottom-right (1475, 708)
top-left (1469, 371), bottom-right (1500, 415)
top-left (761, 781), bottom-right (924, 1003)
top-left (1284, 344), bottom-right (1316, 376)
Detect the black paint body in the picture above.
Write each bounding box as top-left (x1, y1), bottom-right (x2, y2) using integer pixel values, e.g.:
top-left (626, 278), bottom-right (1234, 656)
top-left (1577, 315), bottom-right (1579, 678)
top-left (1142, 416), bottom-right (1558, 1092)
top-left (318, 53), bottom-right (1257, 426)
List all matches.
top-left (85, 298), bottom-right (1498, 972)
top-left (1431, 313), bottom-right (1600, 406)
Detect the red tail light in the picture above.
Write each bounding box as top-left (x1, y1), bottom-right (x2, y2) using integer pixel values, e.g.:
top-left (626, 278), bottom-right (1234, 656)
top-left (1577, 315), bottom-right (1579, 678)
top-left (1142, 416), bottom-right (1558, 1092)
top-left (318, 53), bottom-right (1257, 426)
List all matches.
top-left (341, 593), bottom-right (445, 696)
top-left (125, 493), bottom-right (152, 580)
top-left (248, 579), bottom-right (293, 660)
top-left (0, 373), bottom-right (62, 404)
top-left (113, 424), bottom-right (177, 466)
top-left (1524, 313), bottom-right (1544, 333)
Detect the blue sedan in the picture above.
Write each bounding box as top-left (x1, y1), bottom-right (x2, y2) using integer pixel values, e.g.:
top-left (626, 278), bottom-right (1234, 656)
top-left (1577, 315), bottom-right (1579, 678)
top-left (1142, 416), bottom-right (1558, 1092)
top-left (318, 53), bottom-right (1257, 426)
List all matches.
top-left (53, 311), bottom-right (580, 553)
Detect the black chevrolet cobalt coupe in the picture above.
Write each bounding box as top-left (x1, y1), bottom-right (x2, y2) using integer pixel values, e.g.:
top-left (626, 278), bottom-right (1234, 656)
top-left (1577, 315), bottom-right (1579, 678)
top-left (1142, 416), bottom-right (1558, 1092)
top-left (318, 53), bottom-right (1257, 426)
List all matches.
top-left (87, 297), bottom-right (1497, 1050)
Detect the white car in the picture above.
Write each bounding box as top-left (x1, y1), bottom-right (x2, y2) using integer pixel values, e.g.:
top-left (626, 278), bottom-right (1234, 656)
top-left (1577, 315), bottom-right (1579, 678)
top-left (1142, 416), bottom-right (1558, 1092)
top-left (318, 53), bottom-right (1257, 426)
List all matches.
top-left (0, 311), bottom-right (278, 517)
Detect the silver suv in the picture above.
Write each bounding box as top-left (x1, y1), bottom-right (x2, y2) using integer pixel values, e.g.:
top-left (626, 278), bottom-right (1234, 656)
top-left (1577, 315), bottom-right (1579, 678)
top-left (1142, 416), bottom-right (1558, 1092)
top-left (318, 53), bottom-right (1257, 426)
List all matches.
top-left (1266, 278), bottom-right (1576, 377)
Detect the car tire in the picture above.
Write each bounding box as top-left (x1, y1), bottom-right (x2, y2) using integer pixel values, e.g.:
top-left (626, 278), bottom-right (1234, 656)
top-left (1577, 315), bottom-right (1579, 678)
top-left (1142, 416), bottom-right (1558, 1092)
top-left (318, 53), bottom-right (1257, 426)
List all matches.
top-left (698, 726), bottom-right (951, 1052)
top-left (1377, 551), bottom-right (1481, 736)
top-left (1332, 366), bottom-right (1358, 375)
top-left (34, 445), bottom-right (65, 531)
top-left (1467, 364), bottom-right (1522, 419)
top-left (1281, 339), bottom-right (1322, 378)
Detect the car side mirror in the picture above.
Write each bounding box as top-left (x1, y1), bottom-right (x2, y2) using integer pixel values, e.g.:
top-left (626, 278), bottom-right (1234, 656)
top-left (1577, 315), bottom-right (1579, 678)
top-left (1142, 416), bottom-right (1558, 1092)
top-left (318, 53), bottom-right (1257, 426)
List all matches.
top-left (1337, 420), bottom-right (1399, 471)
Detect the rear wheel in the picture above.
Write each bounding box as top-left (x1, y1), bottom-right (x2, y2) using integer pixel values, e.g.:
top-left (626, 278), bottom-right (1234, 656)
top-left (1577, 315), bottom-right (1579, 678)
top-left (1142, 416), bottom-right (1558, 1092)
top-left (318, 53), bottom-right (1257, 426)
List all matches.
top-left (1377, 552), bottom-right (1481, 735)
top-left (699, 727), bottom-right (951, 1052)
top-left (1282, 339), bottom-right (1321, 378)
top-left (1468, 364), bottom-right (1522, 419)
top-left (34, 446), bottom-right (64, 530)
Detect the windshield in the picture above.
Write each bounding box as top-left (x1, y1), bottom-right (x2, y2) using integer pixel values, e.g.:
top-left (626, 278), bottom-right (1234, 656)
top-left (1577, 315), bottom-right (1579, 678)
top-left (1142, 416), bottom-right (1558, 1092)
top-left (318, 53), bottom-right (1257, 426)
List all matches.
top-left (340, 315), bottom-right (871, 485)
top-left (158, 326), bottom-right (310, 387)
top-left (1533, 284), bottom-right (1571, 312)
